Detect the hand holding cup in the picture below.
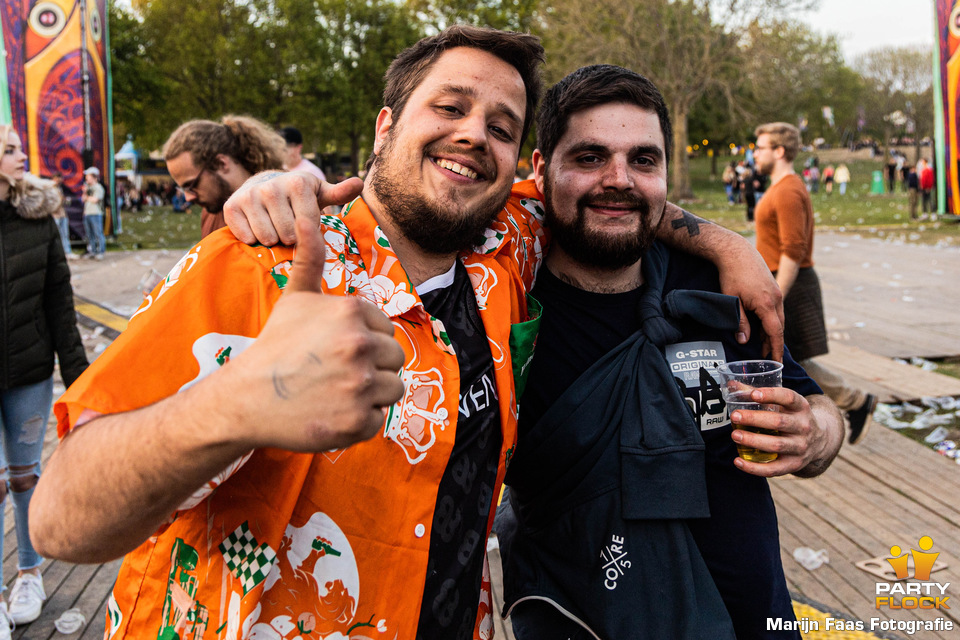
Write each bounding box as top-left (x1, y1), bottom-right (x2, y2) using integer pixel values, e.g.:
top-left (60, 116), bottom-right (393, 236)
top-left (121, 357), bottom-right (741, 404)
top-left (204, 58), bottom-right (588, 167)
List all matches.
top-left (716, 360), bottom-right (783, 463)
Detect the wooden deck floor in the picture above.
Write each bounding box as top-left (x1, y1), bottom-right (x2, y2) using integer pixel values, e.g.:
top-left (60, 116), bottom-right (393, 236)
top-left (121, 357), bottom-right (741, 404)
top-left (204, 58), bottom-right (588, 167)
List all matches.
top-left (772, 419), bottom-right (960, 638)
top-left (4, 422), bottom-right (117, 640)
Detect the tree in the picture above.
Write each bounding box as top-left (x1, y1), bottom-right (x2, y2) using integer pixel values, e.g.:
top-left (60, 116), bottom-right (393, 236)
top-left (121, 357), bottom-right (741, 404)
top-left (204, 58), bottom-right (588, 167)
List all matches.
top-left (109, 3), bottom-right (169, 145)
top-left (854, 45), bottom-right (934, 161)
top-left (539, 0), bottom-right (817, 200)
top-left (112, 0), bottom-right (280, 148)
top-left (283, 0), bottom-right (422, 174)
top-left (408, 0), bottom-right (541, 33)
top-left (739, 20), bottom-right (865, 146)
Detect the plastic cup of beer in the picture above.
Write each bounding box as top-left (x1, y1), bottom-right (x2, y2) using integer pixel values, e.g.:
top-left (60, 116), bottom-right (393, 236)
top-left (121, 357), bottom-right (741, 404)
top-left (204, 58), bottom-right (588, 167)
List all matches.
top-left (715, 360), bottom-right (783, 463)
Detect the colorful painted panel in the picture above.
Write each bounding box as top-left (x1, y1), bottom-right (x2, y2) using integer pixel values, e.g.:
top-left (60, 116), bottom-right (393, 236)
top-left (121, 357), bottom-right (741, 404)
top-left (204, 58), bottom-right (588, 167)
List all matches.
top-left (937, 0), bottom-right (960, 214)
top-left (1, 0), bottom-right (110, 199)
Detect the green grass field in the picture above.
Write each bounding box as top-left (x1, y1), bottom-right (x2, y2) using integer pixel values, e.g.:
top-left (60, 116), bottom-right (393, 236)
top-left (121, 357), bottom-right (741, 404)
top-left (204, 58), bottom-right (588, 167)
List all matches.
top-left (107, 151), bottom-right (959, 251)
top-left (683, 152), bottom-right (960, 245)
top-left (111, 207), bottom-right (203, 250)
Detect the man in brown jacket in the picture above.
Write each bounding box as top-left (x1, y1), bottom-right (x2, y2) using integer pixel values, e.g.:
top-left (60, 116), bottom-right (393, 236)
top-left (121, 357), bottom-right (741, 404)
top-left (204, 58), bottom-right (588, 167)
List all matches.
top-left (753, 122), bottom-right (876, 444)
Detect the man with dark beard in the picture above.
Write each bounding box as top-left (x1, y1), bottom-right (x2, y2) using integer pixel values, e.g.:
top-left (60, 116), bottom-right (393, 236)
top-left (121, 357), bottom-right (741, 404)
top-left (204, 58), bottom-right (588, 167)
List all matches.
top-left (496, 66), bottom-right (844, 639)
top-left (163, 115), bottom-right (286, 237)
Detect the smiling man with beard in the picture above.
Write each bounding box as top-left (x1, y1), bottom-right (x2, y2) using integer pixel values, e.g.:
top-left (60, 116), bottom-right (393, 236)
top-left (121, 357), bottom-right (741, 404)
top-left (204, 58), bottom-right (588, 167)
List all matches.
top-left (497, 65), bottom-right (844, 639)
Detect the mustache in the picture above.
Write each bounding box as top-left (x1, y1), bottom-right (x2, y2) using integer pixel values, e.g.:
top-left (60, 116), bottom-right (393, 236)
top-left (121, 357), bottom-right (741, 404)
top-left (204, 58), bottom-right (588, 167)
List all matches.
top-left (577, 191), bottom-right (650, 211)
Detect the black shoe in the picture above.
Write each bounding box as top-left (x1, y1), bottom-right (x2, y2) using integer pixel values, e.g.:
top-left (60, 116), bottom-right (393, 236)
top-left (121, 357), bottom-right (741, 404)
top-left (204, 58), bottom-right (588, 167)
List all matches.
top-left (847, 394), bottom-right (877, 445)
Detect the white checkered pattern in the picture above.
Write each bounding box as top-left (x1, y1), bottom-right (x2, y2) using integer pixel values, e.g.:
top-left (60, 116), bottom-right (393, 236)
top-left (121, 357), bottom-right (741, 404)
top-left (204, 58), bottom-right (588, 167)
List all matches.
top-left (219, 523), bottom-right (277, 595)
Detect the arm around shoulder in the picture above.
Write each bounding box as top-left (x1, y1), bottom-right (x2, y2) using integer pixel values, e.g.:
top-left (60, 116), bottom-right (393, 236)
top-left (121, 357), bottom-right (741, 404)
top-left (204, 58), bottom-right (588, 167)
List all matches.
top-left (656, 202), bottom-right (784, 359)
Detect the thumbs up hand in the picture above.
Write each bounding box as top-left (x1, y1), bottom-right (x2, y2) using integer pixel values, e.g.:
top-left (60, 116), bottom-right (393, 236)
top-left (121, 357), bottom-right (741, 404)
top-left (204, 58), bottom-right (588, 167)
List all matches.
top-left (222, 217), bottom-right (406, 453)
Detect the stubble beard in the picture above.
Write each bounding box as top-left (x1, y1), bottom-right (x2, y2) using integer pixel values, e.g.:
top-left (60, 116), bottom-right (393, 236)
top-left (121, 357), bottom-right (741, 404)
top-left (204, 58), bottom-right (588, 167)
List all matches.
top-left (369, 125), bottom-right (507, 256)
top-left (200, 172), bottom-right (235, 213)
top-left (543, 174), bottom-right (658, 271)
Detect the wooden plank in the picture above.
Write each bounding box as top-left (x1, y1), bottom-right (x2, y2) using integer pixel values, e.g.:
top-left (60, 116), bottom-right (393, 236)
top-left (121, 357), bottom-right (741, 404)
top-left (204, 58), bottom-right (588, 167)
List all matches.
top-left (79, 584), bottom-right (112, 640)
top-left (773, 485), bottom-right (953, 636)
top-left (51, 560), bottom-right (121, 640)
top-left (772, 479), bottom-right (937, 626)
top-left (814, 232), bottom-right (960, 359)
top-left (12, 563), bottom-right (98, 639)
top-left (780, 472), bottom-right (960, 624)
top-left (839, 430), bottom-right (960, 525)
top-left (817, 343), bottom-right (960, 401)
top-left (776, 508), bottom-right (880, 624)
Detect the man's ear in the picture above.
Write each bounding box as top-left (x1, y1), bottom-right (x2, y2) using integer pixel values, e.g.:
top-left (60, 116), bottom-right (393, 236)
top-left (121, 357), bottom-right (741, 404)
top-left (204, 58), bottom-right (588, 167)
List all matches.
top-left (532, 149), bottom-right (547, 195)
top-left (373, 108), bottom-right (394, 156)
top-left (214, 153), bottom-right (233, 173)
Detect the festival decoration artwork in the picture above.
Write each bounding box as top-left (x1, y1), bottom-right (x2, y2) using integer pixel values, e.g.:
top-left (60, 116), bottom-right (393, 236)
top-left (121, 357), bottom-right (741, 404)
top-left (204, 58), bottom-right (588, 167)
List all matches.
top-left (1, 0), bottom-right (113, 213)
top-left (936, 0), bottom-right (960, 214)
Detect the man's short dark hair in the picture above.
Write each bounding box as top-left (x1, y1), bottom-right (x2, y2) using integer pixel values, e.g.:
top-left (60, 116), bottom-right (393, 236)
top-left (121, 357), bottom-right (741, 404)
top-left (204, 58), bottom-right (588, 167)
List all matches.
top-left (536, 65), bottom-right (673, 168)
top-left (280, 126), bottom-right (303, 146)
top-left (382, 25), bottom-right (544, 147)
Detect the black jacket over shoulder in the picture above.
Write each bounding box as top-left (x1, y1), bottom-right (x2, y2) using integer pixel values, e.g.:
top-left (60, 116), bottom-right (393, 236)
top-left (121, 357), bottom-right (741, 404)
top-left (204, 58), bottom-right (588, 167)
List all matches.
top-left (1, 175), bottom-right (88, 390)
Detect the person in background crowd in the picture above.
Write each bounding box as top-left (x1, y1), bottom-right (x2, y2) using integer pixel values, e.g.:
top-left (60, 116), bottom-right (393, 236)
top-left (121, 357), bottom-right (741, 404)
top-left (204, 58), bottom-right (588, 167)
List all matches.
top-left (753, 122), bottom-right (876, 446)
top-left (743, 163), bottom-right (758, 222)
top-left (834, 163), bottom-right (851, 195)
top-left (171, 186), bottom-right (189, 213)
top-left (280, 126), bottom-right (327, 181)
top-left (50, 173), bottom-right (74, 259)
top-left (280, 127), bottom-right (334, 215)
top-left (822, 164), bottom-right (835, 195)
top-left (80, 167), bottom-right (106, 260)
top-left (906, 165), bottom-right (920, 221)
top-left (722, 161), bottom-right (737, 204)
top-left (162, 116), bottom-right (286, 237)
top-left (918, 158), bottom-right (934, 217)
top-left (0, 124), bottom-right (88, 638)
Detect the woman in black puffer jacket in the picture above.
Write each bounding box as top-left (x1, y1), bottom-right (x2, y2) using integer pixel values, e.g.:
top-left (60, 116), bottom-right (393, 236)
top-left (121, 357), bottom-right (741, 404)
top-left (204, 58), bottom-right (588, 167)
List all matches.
top-left (0, 125), bottom-right (87, 634)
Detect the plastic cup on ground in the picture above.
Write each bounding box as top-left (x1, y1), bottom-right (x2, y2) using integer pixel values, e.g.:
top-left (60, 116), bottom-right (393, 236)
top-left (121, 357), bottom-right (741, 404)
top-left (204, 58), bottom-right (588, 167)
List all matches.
top-left (716, 359), bottom-right (783, 463)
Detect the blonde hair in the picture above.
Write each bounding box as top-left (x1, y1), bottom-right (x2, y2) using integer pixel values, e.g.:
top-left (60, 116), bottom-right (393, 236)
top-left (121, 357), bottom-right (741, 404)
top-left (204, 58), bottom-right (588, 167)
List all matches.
top-left (754, 122), bottom-right (801, 162)
top-left (0, 124), bottom-right (26, 202)
top-left (162, 115), bottom-right (285, 175)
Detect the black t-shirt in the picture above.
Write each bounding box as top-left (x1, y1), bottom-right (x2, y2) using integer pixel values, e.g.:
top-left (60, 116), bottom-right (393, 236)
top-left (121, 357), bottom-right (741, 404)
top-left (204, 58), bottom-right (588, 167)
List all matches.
top-left (519, 247), bottom-right (819, 640)
top-left (416, 261), bottom-right (501, 640)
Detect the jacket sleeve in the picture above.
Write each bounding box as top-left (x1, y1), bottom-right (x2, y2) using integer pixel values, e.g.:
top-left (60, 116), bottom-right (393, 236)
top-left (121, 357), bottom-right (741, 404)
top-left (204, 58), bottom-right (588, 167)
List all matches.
top-left (42, 218), bottom-right (89, 387)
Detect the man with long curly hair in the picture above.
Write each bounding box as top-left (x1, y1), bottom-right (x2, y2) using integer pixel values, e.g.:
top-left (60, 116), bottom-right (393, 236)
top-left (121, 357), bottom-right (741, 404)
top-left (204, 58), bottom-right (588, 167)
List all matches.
top-left (163, 116), bottom-right (286, 237)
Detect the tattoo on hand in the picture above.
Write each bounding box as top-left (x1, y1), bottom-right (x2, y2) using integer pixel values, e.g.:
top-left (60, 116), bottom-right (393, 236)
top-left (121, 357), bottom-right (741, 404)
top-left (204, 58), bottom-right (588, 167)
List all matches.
top-left (671, 210), bottom-right (710, 237)
top-left (249, 171), bottom-right (285, 187)
top-left (273, 372), bottom-right (290, 400)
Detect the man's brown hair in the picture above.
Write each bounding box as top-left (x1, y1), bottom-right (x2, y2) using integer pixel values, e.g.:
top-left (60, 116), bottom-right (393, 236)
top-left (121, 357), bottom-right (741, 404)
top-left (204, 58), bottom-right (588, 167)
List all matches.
top-left (365, 26), bottom-right (544, 172)
top-left (163, 115), bottom-right (285, 175)
top-left (754, 122), bottom-right (801, 162)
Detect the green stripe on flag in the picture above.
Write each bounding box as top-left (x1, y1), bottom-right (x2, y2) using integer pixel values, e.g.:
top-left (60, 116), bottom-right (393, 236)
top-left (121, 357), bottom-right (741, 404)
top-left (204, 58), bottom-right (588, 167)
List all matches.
top-left (0, 19), bottom-right (11, 126)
